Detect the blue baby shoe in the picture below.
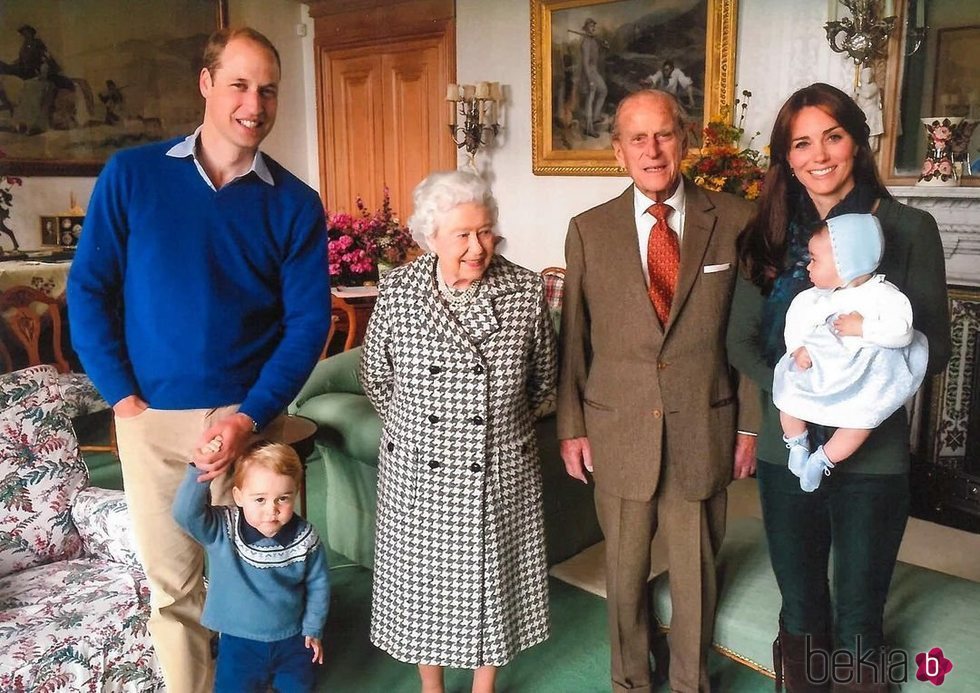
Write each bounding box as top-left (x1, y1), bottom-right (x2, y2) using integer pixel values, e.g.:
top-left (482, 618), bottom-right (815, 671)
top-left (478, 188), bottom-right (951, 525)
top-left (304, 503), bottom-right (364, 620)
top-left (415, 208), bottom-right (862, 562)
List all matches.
top-left (783, 430), bottom-right (810, 478)
top-left (800, 445), bottom-right (835, 493)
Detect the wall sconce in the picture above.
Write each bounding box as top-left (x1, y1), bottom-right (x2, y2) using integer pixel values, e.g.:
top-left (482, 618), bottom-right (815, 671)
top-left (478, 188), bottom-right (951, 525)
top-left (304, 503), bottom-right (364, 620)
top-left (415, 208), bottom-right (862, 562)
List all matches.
top-left (447, 82), bottom-right (501, 158)
top-left (825, 0), bottom-right (897, 66)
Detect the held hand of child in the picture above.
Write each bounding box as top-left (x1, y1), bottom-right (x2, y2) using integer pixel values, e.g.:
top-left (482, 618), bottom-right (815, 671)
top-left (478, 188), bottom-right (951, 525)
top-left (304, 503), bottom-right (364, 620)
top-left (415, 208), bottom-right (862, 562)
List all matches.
top-left (792, 347), bottom-right (812, 370)
top-left (833, 311), bottom-right (864, 337)
top-left (305, 636), bottom-right (324, 664)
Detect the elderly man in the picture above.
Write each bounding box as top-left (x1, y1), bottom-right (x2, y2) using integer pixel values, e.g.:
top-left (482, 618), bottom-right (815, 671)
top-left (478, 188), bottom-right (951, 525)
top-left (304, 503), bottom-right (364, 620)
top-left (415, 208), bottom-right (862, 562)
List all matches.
top-left (68, 27), bottom-right (329, 692)
top-left (558, 89), bottom-right (757, 692)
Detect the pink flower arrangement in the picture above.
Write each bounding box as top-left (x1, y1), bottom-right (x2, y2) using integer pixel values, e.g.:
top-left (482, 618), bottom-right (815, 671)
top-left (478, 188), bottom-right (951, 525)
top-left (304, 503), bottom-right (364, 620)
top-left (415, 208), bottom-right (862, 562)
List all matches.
top-left (326, 188), bottom-right (415, 285)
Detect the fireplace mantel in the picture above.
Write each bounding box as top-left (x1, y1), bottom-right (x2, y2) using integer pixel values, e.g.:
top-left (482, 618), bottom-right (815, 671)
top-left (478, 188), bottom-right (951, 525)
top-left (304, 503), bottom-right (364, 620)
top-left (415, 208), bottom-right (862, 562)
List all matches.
top-left (888, 186), bottom-right (980, 287)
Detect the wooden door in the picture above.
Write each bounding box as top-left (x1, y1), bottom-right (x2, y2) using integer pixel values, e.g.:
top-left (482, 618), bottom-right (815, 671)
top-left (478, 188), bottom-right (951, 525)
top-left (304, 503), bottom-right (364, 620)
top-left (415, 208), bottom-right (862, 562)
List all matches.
top-left (312, 0), bottom-right (455, 220)
top-left (381, 39), bottom-right (454, 219)
top-left (324, 52), bottom-right (385, 213)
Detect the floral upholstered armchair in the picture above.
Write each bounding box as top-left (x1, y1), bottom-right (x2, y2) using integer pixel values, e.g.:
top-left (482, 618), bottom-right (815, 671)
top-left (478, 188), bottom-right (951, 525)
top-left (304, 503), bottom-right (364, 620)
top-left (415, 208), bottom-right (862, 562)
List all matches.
top-left (0, 365), bottom-right (162, 692)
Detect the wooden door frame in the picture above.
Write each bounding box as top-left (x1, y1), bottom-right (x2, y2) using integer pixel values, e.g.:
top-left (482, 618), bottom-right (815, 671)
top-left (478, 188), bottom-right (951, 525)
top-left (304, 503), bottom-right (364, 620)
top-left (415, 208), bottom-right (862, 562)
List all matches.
top-left (311, 0), bottom-right (456, 213)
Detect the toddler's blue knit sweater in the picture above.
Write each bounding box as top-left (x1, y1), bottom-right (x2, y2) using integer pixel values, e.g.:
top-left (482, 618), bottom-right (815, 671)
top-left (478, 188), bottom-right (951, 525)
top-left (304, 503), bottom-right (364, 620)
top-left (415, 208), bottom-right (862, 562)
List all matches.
top-left (173, 466), bottom-right (330, 641)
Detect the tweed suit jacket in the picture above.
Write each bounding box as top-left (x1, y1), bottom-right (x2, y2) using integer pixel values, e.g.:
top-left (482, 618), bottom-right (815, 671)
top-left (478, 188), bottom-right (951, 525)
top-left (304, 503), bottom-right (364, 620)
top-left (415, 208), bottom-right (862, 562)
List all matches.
top-left (557, 182), bottom-right (755, 502)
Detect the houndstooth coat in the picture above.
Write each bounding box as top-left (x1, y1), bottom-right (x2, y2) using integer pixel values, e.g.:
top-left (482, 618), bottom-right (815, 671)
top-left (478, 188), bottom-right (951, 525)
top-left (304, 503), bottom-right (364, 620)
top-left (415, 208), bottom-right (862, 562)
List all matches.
top-left (360, 252), bottom-right (557, 668)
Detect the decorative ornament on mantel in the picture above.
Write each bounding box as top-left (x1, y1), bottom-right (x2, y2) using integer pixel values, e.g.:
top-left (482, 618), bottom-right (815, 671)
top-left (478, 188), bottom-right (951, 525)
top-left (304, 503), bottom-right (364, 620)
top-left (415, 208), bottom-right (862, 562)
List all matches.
top-left (918, 117), bottom-right (961, 187)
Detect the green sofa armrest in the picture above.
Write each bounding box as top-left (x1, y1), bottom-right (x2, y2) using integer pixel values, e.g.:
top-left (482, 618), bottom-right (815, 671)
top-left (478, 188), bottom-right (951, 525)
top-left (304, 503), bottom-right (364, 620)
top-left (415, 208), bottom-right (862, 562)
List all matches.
top-left (290, 346), bottom-right (365, 413)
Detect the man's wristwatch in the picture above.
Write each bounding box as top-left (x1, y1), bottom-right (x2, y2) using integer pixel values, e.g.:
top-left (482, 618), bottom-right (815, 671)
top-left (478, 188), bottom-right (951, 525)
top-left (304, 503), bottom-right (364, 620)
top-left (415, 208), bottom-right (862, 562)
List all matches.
top-left (240, 412), bottom-right (260, 434)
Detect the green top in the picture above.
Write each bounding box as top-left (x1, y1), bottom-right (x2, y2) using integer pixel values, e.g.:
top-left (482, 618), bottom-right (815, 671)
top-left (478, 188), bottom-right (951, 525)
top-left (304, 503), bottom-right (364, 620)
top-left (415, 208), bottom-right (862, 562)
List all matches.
top-left (726, 198), bottom-right (951, 474)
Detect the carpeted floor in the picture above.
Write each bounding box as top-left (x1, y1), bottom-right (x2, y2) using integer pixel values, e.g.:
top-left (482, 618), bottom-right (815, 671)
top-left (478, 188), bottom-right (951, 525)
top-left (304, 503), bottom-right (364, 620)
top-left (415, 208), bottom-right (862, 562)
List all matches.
top-left (306, 461), bottom-right (772, 692)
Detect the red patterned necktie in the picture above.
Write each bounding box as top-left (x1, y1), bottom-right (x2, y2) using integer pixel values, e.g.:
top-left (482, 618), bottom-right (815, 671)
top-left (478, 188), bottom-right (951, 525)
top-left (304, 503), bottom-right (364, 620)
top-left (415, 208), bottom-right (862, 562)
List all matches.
top-left (646, 202), bottom-right (679, 325)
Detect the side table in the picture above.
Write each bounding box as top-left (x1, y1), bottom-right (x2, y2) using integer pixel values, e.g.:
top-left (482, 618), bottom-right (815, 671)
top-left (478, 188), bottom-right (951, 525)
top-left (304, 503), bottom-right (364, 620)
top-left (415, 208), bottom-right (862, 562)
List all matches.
top-left (263, 414), bottom-right (318, 515)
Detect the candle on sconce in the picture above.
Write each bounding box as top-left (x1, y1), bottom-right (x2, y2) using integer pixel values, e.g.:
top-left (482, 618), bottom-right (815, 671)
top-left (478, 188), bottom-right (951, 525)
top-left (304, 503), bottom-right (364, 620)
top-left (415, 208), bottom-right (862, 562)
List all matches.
top-left (828, 0), bottom-right (838, 22)
top-left (916, 0), bottom-right (925, 28)
top-left (489, 82), bottom-right (502, 102)
top-left (462, 84), bottom-right (476, 100)
top-left (447, 84), bottom-right (459, 125)
top-left (884, 0), bottom-right (894, 17)
top-left (475, 81), bottom-right (490, 99)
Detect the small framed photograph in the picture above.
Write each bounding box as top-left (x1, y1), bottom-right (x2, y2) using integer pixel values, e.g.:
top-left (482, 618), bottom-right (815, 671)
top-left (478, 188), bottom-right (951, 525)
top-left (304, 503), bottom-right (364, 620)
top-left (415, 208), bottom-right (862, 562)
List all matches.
top-left (56, 215), bottom-right (85, 247)
top-left (39, 216), bottom-right (60, 246)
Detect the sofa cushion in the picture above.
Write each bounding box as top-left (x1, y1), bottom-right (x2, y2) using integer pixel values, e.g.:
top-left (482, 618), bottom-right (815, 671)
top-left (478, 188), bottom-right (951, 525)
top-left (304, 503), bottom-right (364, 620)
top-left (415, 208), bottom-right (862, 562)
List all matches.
top-left (73, 487), bottom-right (142, 568)
top-left (0, 365), bottom-right (87, 579)
top-left (302, 392), bottom-right (383, 463)
top-left (0, 558), bottom-right (159, 692)
top-left (651, 517), bottom-right (980, 688)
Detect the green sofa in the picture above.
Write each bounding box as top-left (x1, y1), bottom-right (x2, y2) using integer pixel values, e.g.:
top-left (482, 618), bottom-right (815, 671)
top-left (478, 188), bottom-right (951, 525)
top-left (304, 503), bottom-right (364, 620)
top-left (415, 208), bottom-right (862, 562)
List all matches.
top-left (289, 346), bottom-right (603, 568)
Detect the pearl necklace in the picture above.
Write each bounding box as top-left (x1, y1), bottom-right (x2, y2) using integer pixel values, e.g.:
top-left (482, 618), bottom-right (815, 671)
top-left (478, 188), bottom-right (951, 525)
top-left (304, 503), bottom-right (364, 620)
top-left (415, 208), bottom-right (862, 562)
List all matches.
top-left (436, 263), bottom-right (481, 305)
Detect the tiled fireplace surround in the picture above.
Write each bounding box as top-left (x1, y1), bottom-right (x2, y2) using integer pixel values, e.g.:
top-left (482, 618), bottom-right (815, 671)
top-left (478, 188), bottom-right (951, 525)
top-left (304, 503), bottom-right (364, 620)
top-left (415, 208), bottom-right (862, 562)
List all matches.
top-left (891, 187), bottom-right (980, 478)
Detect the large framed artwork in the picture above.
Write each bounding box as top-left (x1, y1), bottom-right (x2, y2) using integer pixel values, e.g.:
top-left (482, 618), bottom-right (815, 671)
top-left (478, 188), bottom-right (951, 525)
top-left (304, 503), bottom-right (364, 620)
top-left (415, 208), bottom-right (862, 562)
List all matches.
top-left (531, 0), bottom-right (737, 176)
top-left (0, 0), bottom-right (228, 176)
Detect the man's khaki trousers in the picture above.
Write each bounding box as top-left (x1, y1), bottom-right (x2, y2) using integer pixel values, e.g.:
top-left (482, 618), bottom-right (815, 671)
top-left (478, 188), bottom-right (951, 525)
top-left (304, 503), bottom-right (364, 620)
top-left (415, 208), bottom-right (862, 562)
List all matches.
top-left (115, 405), bottom-right (239, 693)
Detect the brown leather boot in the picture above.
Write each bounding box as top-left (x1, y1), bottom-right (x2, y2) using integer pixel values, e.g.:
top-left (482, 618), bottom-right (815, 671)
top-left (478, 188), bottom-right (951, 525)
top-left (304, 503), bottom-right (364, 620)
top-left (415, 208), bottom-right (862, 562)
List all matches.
top-left (774, 626), bottom-right (832, 692)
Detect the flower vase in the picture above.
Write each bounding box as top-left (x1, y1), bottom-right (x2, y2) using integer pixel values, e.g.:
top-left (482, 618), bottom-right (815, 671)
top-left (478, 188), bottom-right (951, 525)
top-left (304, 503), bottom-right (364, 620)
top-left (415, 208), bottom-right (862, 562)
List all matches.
top-left (917, 117), bottom-right (963, 186)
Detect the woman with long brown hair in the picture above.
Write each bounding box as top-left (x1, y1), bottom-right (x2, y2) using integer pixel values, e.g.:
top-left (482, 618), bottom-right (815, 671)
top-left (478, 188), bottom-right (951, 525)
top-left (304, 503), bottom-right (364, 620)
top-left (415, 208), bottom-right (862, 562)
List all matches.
top-left (727, 83), bottom-right (950, 692)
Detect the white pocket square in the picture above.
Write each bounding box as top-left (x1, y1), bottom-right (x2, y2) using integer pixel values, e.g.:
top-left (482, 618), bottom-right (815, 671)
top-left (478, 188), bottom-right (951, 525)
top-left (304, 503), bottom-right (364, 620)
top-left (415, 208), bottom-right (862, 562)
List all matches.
top-left (703, 263), bottom-right (731, 274)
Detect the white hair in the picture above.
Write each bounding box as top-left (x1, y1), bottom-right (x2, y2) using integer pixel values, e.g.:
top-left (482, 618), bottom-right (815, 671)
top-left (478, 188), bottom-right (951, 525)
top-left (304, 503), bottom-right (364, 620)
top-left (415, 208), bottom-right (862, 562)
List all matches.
top-left (408, 170), bottom-right (498, 250)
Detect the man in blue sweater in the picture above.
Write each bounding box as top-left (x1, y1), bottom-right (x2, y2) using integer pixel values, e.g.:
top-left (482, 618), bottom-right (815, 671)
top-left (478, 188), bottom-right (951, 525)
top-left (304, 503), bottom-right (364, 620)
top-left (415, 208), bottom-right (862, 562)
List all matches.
top-left (67, 27), bottom-right (329, 693)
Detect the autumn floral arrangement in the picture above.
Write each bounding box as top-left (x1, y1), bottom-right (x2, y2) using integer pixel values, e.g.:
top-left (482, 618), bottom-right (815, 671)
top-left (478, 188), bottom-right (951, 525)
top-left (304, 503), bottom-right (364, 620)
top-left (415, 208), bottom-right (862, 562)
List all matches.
top-left (326, 188), bottom-right (415, 286)
top-left (682, 90), bottom-right (768, 201)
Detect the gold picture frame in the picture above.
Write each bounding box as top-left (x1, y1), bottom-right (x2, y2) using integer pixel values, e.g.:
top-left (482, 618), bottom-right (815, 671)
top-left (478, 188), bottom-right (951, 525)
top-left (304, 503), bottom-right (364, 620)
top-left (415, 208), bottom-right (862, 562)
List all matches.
top-left (531, 0), bottom-right (738, 176)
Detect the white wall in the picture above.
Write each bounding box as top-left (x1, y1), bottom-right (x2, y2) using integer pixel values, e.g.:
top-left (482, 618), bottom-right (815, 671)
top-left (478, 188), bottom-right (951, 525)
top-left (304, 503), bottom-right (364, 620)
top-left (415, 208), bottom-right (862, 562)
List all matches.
top-left (5, 0), bottom-right (317, 251)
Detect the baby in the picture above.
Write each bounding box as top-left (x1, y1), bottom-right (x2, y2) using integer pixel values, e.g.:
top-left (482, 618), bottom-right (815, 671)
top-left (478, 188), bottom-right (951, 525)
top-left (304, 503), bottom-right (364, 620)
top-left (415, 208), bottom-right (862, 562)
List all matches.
top-left (173, 440), bottom-right (330, 692)
top-left (772, 213), bottom-right (929, 492)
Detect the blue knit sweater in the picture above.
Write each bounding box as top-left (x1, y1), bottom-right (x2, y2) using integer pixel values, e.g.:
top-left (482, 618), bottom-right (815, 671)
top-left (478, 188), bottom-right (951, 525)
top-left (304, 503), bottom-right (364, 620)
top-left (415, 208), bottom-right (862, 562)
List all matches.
top-left (173, 467), bottom-right (330, 641)
top-left (67, 137), bottom-right (330, 427)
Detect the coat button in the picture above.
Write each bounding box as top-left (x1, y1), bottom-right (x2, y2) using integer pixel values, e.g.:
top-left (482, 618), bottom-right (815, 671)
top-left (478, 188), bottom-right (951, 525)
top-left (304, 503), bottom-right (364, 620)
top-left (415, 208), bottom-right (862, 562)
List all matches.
top-left (657, 361), bottom-right (668, 370)
top-left (387, 442), bottom-right (394, 452)
top-left (428, 414), bottom-right (440, 423)
top-left (653, 409), bottom-right (662, 418)
top-left (472, 415), bottom-right (484, 425)
top-left (470, 462), bottom-right (483, 472)
top-left (428, 460), bottom-right (442, 469)
top-left (429, 365), bottom-right (442, 374)
top-left (473, 365), bottom-right (484, 375)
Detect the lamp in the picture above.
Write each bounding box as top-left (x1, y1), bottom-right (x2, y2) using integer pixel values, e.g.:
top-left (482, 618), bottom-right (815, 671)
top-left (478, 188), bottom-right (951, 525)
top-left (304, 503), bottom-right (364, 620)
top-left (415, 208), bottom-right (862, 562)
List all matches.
top-left (824, 0), bottom-right (897, 66)
top-left (447, 82), bottom-right (501, 158)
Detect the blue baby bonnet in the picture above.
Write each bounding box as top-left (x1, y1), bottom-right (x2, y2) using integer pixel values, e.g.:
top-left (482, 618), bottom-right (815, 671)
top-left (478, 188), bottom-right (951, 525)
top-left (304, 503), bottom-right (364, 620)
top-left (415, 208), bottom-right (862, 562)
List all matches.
top-left (826, 213), bottom-right (884, 284)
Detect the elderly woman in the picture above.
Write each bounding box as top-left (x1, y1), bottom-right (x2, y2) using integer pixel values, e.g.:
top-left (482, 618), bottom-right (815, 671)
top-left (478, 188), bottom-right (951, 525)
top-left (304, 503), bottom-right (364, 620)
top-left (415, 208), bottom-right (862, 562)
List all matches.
top-left (360, 170), bottom-right (557, 693)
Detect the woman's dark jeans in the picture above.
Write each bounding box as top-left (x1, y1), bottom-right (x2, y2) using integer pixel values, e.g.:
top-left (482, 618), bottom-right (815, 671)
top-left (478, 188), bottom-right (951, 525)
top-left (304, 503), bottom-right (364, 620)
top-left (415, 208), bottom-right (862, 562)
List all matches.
top-left (757, 459), bottom-right (909, 653)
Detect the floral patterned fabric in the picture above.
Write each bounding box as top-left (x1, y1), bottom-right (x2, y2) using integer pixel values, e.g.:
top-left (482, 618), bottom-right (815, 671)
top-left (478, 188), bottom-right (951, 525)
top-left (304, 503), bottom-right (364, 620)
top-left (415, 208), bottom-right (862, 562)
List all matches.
top-left (73, 488), bottom-right (141, 569)
top-left (59, 372), bottom-right (111, 419)
top-left (0, 365), bottom-right (88, 579)
top-left (0, 365), bottom-right (162, 692)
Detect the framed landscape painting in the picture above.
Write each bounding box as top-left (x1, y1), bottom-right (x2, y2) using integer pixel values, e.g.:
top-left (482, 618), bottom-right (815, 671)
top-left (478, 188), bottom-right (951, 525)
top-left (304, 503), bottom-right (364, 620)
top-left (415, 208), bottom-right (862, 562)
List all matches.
top-left (531, 0), bottom-right (737, 175)
top-left (0, 0), bottom-right (227, 176)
